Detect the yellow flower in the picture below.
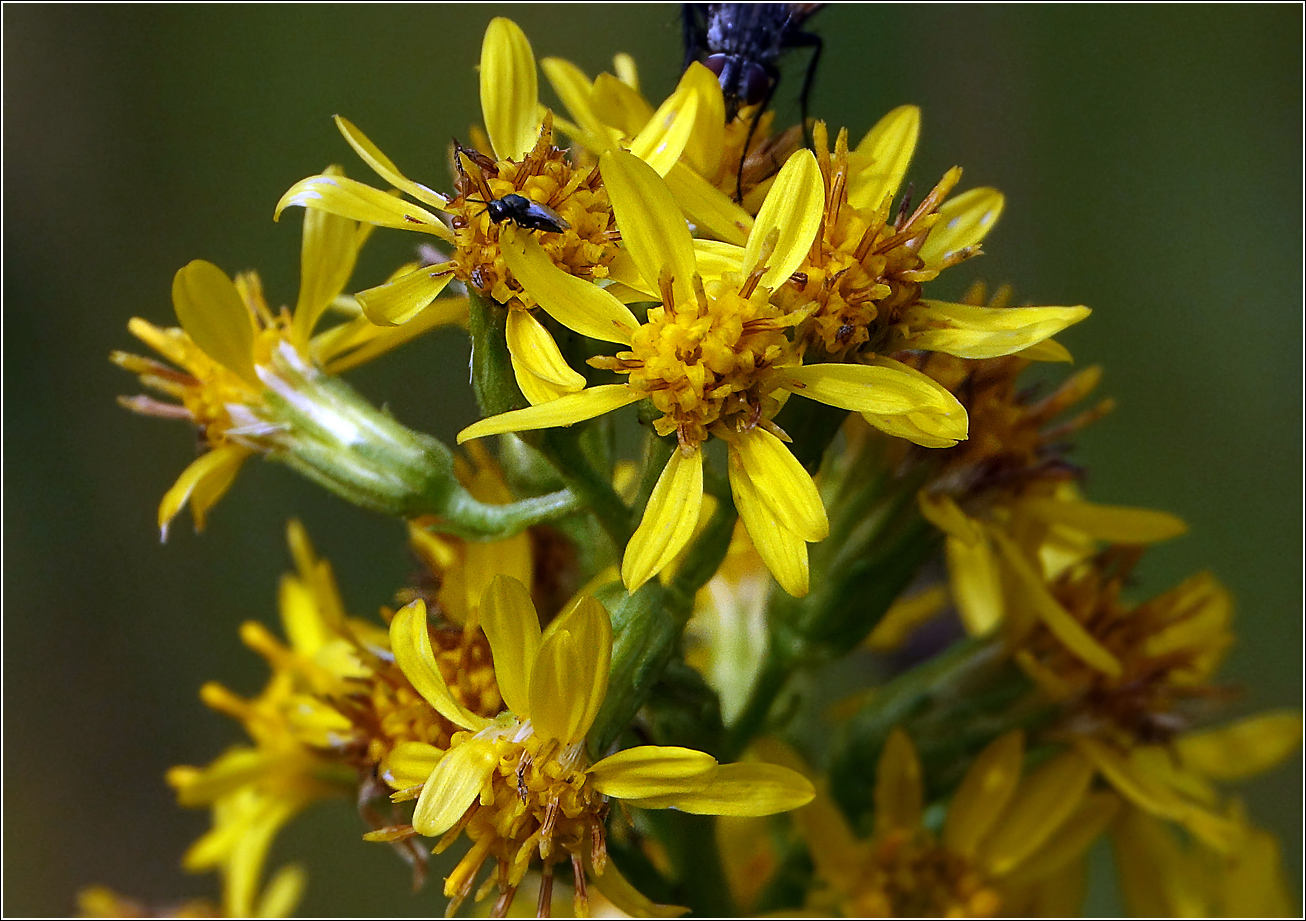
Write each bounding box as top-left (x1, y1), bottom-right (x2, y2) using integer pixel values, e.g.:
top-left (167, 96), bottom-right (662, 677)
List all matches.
top-left (1112, 801), bottom-right (1297, 917)
top-left (114, 169), bottom-right (460, 538)
top-left (164, 520), bottom-right (506, 908)
top-left (459, 147), bottom-right (967, 596)
top-left (381, 575), bottom-right (814, 916)
top-left (775, 113), bottom-right (1089, 362)
top-left (275, 18), bottom-right (704, 406)
top-left (797, 729), bottom-right (1116, 916)
top-left (926, 492), bottom-right (1302, 853)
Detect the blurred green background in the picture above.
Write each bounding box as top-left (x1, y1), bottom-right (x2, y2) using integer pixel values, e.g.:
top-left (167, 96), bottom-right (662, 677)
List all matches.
top-left (5, 5), bottom-right (1300, 916)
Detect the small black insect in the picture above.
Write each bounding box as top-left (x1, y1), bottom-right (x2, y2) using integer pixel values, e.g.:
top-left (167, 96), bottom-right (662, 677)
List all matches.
top-left (683, 3), bottom-right (825, 197)
top-left (480, 193), bottom-right (570, 234)
top-left (451, 140), bottom-right (570, 234)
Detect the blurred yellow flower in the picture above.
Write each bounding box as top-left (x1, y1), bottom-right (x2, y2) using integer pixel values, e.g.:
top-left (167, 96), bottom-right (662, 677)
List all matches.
top-left (797, 729), bottom-right (1115, 917)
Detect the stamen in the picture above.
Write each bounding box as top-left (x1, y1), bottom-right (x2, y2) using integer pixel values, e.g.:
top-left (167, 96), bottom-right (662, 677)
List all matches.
top-left (536, 862), bottom-right (555, 919)
top-left (571, 853), bottom-right (589, 918)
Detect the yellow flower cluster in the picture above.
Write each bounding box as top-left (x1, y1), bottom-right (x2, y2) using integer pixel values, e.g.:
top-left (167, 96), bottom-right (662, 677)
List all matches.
top-left (100, 12), bottom-right (1297, 920)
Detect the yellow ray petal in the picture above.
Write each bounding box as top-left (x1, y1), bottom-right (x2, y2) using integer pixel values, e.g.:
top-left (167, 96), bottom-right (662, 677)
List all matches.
top-left (254, 865), bottom-right (307, 919)
top-left (902, 300), bottom-right (1092, 359)
top-left (794, 786), bottom-right (866, 889)
top-left (480, 18), bottom-right (541, 162)
top-left (354, 262), bottom-right (455, 327)
top-left (942, 731), bottom-right (1025, 857)
top-left (318, 296), bottom-right (469, 374)
top-left (1018, 336), bottom-right (1074, 362)
top-left (513, 352), bottom-right (579, 406)
top-left (333, 116), bottom-right (449, 211)
top-left (918, 187), bottom-right (1005, 269)
top-left (171, 261), bottom-right (259, 384)
top-left (591, 71), bottom-right (653, 137)
top-left (674, 62), bottom-right (725, 177)
top-left (728, 458), bottom-right (810, 597)
top-left (859, 356), bottom-right (969, 446)
top-left (874, 729), bottom-right (923, 835)
top-left (478, 575), bottom-right (541, 716)
top-left (1176, 711), bottom-right (1304, 782)
top-left (380, 741), bottom-right (445, 790)
top-left (664, 161), bottom-right (753, 246)
top-left (849, 105), bottom-right (920, 211)
top-left (992, 531), bottom-right (1122, 676)
top-left (158, 444), bottom-right (251, 541)
top-left (539, 57), bottom-right (619, 152)
top-left (621, 762), bottom-right (815, 815)
top-left (977, 750), bottom-right (1094, 876)
top-left (505, 308), bottom-right (587, 397)
top-left (917, 490), bottom-right (984, 543)
top-left (783, 361), bottom-right (961, 417)
top-left (390, 600), bottom-right (489, 731)
top-left (946, 534), bottom-right (1005, 635)
top-left (411, 737), bottom-right (500, 836)
top-left (1001, 792), bottom-right (1119, 886)
top-left (601, 148), bottom-right (697, 301)
top-left (275, 174), bottom-right (453, 241)
top-left (1018, 497), bottom-right (1187, 544)
top-left (590, 745), bottom-right (718, 798)
top-left (628, 79), bottom-right (699, 177)
top-left (731, 428), bottom-right (828, 542)
top-left (500, 229), bottom-right (637, 343)
top-left (622, 449), bottom-right (703, 593)
top-left (458, 383), bottom-right (641, 443)
top-left (529, 595), bottom-right (611, 743)
top-left (746, 149), bottom-right (824, 289)
top-left (293, 169), bottom-right (371, 346)
top-left (865, 584), bottom-right (949, 652)
top-left (692, 239), bottom-right (747, 280)
top-left (568, 595), bottom-right (614, 742)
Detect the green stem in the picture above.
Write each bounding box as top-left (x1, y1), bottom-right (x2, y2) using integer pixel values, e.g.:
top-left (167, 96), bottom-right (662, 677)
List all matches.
top-left (423, 487), bottom-right (583, 540)
top-left (539, 427), bottom-right (634, 548)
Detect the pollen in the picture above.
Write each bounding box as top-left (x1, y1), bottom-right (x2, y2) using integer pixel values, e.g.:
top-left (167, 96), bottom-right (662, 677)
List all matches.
top-left (593, 271), bottom-right (793, 450)
top-left (778, 123), bottom-right (974, 358)
top-left (438, 725), bottom-right (606, 917)
top-left (448, 117), bottom-right (619, 312)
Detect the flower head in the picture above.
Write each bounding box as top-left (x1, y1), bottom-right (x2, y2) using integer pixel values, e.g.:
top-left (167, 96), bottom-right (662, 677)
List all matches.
top-left (775, 114), bottom-right (1089, 363)
top-left (798, 729), bottom-right (1115, 917)
top-left (382, 575), bottom-right (814, 916)
top-left (114, 171), bottom-right (459, 538)
top-left (274, 18), bottom-right (705, 406)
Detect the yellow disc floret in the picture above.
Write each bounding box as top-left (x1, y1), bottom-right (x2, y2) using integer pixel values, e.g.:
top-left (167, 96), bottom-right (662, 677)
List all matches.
top-left (594, 269), bottom-right (795, 450)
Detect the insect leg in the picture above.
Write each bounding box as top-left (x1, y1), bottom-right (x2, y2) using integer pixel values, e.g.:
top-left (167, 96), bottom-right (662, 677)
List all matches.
top-left (736, 66), bottom-right (780, 203)
top-left (789, 30), bottom-right (824, 150)
top-left (681, 4), bottom-right (709, 70)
